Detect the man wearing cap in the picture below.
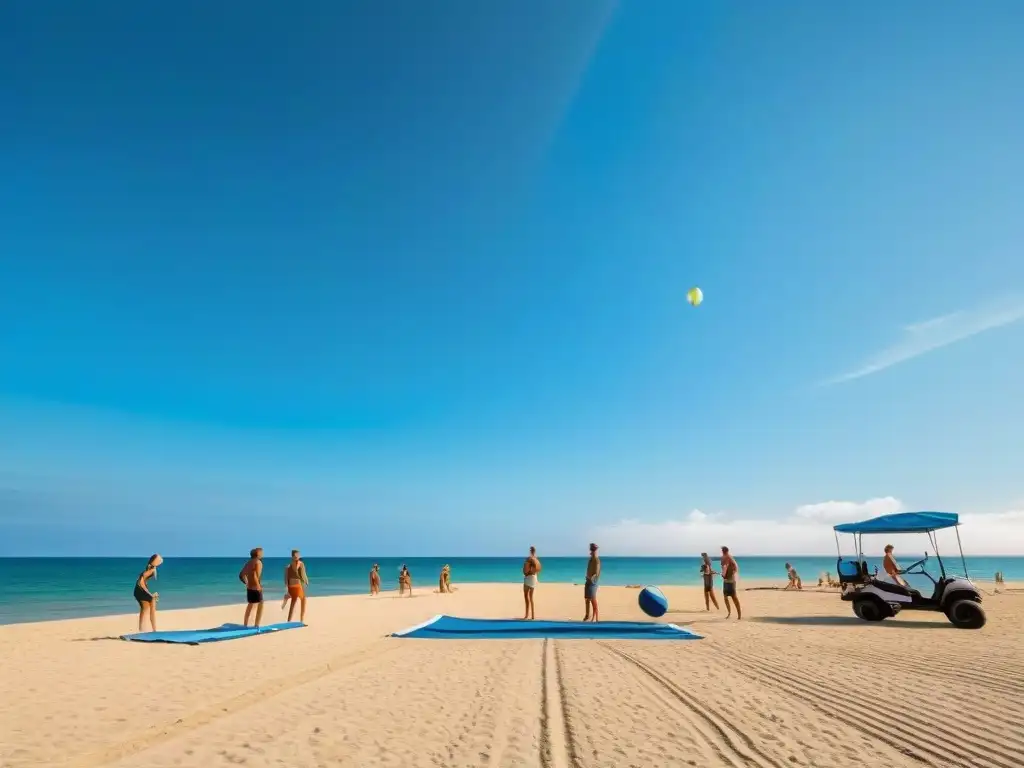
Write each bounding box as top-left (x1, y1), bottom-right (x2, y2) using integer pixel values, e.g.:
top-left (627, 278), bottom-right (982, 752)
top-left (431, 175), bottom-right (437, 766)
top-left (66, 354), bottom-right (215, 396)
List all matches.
top-left (583, 542), bottom-right (601, 622)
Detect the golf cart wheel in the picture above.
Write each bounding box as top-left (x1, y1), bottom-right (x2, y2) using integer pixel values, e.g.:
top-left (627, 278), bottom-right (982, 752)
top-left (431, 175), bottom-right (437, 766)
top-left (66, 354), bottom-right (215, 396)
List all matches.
top-left (853, 598), bottom-right (887, 622)
top-left (946, 599), bottom-right (986, 630)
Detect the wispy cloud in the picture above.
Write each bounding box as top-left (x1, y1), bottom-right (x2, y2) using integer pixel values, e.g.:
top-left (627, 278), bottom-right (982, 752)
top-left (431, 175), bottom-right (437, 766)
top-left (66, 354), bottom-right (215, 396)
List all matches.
top-left (823, 295), bottom-right (1024, 385)
top-left (591, 498), bottom-right (1024, 555)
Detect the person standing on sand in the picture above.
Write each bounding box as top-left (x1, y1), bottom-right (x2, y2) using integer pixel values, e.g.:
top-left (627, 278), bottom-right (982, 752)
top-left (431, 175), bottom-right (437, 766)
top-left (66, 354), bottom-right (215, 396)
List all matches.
top-left (283, 549), bottom-right (309, 623)
top-left (399, 564), bottom-right (412, 596)
top-left (370, 564), bottom-right (381, 595)
top-left (583, 543), bottom-right (601, 622)
top-left (523, 546), bottom-right (541, 620)
top-left (720, 546), bottom-right (741, 620)
top-left (700, 552), bottom-right (720, 611)
top-left (239, 548), bottom-right (265, 628)
top-left (784, 562), bottom-right (802, 590)
top-left (133, 554), bottom-right (163, 632)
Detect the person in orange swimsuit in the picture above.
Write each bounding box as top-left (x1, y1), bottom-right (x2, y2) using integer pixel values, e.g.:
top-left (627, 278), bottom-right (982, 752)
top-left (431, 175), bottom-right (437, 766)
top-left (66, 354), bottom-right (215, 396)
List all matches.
top-left (283, 549), bottom-right (309, 623)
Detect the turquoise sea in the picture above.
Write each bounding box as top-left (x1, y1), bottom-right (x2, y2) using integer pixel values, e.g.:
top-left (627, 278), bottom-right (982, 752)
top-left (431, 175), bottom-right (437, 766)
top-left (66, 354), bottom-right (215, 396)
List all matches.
top-left (0, 555), bottom-right (1019, 625)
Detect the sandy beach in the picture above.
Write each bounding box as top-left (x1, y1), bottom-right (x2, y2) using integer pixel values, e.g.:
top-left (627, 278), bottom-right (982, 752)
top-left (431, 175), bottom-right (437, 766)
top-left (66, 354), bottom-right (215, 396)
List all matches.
top-left (2, 581), bottom-right (1022, 768)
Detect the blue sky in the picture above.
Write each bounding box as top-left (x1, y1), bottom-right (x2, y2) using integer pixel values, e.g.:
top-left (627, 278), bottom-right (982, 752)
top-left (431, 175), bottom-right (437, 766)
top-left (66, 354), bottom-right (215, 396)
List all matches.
top-left (2, 2), bottom-right (1023, 556)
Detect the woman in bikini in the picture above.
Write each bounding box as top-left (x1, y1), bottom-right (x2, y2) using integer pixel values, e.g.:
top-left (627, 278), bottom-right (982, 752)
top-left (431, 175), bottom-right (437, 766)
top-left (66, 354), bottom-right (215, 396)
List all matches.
top-left (370, 563), bottom-right (381, 595)
top-left (700, 552), bottom-right (720, 611)
top-left (133, 554), bottom-right (163, 632)
top-left (283, 549), bottom-right (309, 623)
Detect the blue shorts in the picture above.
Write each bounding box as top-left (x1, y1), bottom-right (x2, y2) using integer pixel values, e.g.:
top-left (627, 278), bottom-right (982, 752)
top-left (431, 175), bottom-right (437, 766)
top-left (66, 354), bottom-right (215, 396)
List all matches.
top-left (584, 582), bottom-right (598, 600)
top-left (722, 581), bottom-right (736, 598)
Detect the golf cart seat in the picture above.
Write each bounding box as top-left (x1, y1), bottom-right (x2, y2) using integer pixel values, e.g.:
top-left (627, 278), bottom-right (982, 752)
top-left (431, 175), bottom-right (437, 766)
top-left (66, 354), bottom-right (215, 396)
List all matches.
top-left (837, 559), bottom-right (870, 586)
top-left (868, 579), bottom-right (914, 598)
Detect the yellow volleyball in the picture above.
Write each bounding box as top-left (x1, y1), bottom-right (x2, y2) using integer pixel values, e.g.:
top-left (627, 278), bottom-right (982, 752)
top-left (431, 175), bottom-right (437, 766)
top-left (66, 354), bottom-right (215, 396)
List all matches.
top-left (686, 287), bottom-right (703, 307)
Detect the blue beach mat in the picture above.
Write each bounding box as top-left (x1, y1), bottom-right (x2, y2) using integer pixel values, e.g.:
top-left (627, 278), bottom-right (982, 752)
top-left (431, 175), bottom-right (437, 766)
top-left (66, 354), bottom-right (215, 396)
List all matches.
top-left (120, 622), bottom-right (305, 645)
top-left (391, 615), bottom-right (702, 640)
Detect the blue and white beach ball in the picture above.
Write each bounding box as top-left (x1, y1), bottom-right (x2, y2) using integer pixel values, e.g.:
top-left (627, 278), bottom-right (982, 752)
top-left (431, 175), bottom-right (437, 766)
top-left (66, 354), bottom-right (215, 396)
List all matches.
top-left (638, 585), bottom-right (669, 618)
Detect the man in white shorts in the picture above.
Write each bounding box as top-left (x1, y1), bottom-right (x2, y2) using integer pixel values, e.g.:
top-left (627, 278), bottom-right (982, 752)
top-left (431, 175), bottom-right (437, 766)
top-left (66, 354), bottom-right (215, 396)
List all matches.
top-left (522, 546), bottom-right (541, 620)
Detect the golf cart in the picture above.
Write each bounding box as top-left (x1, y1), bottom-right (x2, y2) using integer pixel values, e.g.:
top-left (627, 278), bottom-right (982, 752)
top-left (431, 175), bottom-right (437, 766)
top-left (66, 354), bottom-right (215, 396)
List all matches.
top-left (833, 511), bottom-right (986, 630)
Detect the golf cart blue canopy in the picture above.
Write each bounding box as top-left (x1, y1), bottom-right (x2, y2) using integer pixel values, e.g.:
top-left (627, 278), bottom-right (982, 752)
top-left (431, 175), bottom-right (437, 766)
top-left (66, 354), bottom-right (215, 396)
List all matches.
top-left (833, 511), bottom-right (959, 534)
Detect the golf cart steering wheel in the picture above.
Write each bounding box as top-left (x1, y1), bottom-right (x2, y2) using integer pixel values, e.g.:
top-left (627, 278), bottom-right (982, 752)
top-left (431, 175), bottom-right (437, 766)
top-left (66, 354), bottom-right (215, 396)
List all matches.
top-left (901, 554), bottom-right (929, 574)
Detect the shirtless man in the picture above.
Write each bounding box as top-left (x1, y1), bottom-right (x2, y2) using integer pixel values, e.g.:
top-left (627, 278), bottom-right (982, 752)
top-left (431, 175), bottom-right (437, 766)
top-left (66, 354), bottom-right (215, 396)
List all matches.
top-left (239, 547), bottom-right (264, 628)
top-left (583, 543), bottom-right (601, 622)
top-left (522, 546), bottom-right (541, 620)
top-left (720, 546), bottom-right (742, 620)
top-left (883, 545), bottom-right (908, 587)
top-left (370, 563), bottom-right (381, 595)
top-left (283, 549), bottom-right (309, 623)
top-left (784, 562), bottom-right (802, 590)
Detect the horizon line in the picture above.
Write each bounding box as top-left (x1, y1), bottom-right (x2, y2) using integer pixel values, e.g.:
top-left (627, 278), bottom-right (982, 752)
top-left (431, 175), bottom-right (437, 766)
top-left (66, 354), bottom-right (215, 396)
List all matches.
top-left (2, 553), bottom-right (1021, 560)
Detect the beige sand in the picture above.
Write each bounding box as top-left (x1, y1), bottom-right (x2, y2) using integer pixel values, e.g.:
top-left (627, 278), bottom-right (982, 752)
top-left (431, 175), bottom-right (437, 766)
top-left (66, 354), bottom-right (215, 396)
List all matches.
top-left (2, 582), bottom-right (1022, 768)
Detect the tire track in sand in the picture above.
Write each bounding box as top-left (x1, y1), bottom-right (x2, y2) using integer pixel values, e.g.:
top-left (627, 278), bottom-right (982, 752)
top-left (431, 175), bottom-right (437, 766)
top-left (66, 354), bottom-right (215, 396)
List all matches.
top-left (600, 643), bottom-right (786, 768)
top-left (64, 641), bottom-right (402, 768)
top-left (834, 645), bottom-right (1024, 699)
top-left (541, 639), bottom-right (578, 768)
top-left (716, 647), bottom-right (1023, 768)
top-left (432, 642), bottom-right (540, 768)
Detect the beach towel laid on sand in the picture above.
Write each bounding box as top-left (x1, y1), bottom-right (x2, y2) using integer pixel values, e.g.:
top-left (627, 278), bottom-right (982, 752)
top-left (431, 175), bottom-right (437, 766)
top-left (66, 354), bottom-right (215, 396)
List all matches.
top-left (121, 621), bottom-right (305, 645)
top-left (391, 615), bottom-right (702, 640)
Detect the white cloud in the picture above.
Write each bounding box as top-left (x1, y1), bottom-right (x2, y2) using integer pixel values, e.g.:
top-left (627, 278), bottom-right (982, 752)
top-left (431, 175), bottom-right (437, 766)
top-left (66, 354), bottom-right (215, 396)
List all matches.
top-left (793, 497), bottom-right (903, 522)
top-left (823, 295), bottom-right (1024, 385)
top-left (591, 498), bottom-right (1024, 556)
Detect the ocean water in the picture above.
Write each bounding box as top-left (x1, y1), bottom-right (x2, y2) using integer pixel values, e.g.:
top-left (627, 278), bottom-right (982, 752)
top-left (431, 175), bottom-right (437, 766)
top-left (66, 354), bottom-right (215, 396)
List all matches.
top-left (0, 555), bottom-right (1019, 625)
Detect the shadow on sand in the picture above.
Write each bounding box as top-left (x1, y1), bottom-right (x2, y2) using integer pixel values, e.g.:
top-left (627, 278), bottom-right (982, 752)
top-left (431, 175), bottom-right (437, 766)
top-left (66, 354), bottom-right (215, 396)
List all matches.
top-left (750, 616), bottom-right (951, 629)
top-left (71, 635), bottom-right (124, 642)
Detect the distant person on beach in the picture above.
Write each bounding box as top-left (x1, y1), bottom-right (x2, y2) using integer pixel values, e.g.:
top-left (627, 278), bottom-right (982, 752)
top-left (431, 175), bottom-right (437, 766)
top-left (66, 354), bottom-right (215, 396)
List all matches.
top-left (370, 564), bottom-right (381, 595)
top-left (399, 564), bottom-right (412, 596)
top-left (583, 543), bottom-right (601, 622)
top-left (133, 554), bottom-right (163, 632)
top-left (883, 545), bottom-right (908, 587)
top-left (282, 549), bottom-right (309, 623)
top-left (523, 546), bottom-right (541, 620)
top-left (700, 552), bottom-right (720, 611)
top-left (239, 548), bottom-right (265, 628)
top-left (439, 564), bottom-right (452, 593)
top-left (720, 546), bottom-right (741, 620)
top-left (784, 562), bottom-right (802, 590)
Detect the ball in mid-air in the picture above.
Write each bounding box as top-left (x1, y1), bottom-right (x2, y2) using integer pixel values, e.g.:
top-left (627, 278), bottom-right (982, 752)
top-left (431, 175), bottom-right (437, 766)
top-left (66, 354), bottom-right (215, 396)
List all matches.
top-left (638, 585), bottom-right (669, 618)
top-left (686, 287), bottom-right (703, 307)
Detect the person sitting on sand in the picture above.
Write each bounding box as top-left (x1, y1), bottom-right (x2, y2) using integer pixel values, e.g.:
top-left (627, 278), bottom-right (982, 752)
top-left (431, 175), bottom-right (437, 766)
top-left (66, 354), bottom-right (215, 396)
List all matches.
top-left (282, 549), bottom-right (309, 623)
top-left (239, 547), bottom-right (265, 629)
top-left (700, 552), bottom-right (720, 611)
top-left (523, 546), bottom-right (541, 620)
top-left (370, 563), bottom-right (381, 595)
top-left (784, 562), bottom-right (802, 590)
top-left (133, 554), bottom-right (163, 632)
top-left (883, 544), bottom-right (909, 587)
top-left (720, 546), bottom-right (741, 620)
top-left (583, 543), bottom-right (601, 622)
